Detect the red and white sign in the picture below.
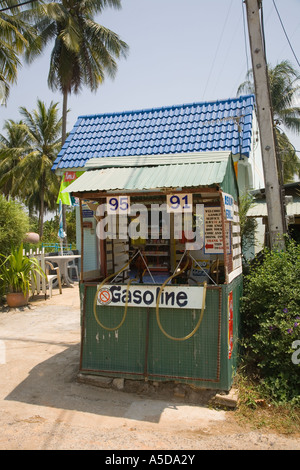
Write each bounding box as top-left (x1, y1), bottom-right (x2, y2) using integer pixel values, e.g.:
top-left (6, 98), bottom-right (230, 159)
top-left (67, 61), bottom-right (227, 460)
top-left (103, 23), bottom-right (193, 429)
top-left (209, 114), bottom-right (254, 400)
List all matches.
top-left (228, 291), bottom-right (233, 359)
top-left (64, 171), bottom-right (77, 182)
top-left (97, 287), bottom-right (113, 305)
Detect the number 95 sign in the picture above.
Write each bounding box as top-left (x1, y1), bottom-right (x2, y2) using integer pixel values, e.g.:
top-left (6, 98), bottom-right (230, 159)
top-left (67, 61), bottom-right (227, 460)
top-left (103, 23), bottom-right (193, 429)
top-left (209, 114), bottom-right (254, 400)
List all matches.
top-left (107, 196), bottom-right (130, 214)
top-left (167, 194), bottom-right (193, 212)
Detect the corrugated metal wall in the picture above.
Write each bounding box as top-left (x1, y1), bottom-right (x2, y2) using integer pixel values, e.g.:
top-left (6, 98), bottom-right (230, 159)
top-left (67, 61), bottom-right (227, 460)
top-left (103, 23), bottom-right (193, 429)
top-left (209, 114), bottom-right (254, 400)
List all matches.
top-left (79, 276), bottom-right (242, 390)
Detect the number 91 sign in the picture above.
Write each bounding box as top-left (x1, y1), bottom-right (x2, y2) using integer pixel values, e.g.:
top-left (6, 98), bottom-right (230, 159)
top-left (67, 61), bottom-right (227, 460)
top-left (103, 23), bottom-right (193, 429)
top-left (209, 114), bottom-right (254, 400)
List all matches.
top-left (106, 196), bottom-right (130, 214)
top-left (167, 194), bottom-right (193, 212)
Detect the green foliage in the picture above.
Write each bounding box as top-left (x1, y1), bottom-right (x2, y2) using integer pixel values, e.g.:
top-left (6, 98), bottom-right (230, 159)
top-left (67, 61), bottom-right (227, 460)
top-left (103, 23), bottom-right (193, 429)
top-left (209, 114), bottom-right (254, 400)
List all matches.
top-left (28, 0), bottom-right (129, 97)
top-left (0, 1), bottom-right (37, 104)
top-left (0, 101), bottom-right (62, 239)
top-left (27, 208), bottom-right (76, 247)
top-left (0, 243), bottom-right (46, 295)
top-left (40, 216), bottom-right (60, 244)
top-left (238, 192), bottom-right (257, 253)
top-left (241, 240), bottom-right (300, 404)
top-left (238, 60), bottom-right (300, 183)
top-left (65, 208), bottom-right (76, 245)
top-left (0, 194), bottom-right (29, 257)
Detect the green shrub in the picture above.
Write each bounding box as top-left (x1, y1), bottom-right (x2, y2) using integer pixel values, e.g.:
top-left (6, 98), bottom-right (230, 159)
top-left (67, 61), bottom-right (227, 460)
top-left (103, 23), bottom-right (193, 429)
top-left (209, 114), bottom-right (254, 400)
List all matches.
top-left (0, 195), bottom-right (29, 257)
top-left (240, 239), bottom-right (300, 404)
top-left (0, 243), bottom-right (46, 295)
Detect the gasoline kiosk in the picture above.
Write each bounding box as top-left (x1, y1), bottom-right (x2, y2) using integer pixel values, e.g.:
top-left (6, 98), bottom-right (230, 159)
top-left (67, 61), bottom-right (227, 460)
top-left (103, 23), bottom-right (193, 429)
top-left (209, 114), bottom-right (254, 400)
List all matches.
top-left (64, 152), bottom-right (243, 391)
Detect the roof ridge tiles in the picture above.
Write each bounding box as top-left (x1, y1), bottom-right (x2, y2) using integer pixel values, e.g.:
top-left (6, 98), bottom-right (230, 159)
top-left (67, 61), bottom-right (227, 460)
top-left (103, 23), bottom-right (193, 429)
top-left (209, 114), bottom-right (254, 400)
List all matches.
top-left (52, 95), bottom-right (255, 171)
top-left (76, 94), bottom-right (254, 121)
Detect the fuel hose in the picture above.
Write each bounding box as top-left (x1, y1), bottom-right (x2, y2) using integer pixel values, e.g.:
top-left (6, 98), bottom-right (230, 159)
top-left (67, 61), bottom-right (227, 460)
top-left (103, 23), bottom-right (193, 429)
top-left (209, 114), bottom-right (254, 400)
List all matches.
top-left (155, 259), bottom-right (207, 341)
top-left (93, 253), bottom-right (143, 331)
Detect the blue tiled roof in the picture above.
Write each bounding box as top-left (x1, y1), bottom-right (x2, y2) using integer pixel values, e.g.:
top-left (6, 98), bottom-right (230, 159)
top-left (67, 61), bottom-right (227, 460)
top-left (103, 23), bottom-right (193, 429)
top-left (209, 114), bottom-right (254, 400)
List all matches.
top-left (52, 95), bottom-right (255, 171)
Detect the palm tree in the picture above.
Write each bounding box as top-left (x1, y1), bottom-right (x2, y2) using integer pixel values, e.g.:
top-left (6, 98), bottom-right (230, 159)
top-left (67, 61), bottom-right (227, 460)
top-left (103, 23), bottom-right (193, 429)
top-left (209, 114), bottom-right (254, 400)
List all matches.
top-left (25, 0), bottom-right (128, 143)
top-left (238, 60), bottom-right (300, 182)
top-left (0, 0), bottom-right (36, 104)
top-left (0, 119), bottom-right (31, 197)
top-left (15, 99), bottom-right (62, 238)
top-left (25, 0), bottom-right (128, 234)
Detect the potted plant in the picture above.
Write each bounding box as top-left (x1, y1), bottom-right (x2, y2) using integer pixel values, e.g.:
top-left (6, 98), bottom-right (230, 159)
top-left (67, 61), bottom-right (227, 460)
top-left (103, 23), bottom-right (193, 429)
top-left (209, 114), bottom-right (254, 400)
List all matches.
top-left (0, 244), bottom-right (46, 307)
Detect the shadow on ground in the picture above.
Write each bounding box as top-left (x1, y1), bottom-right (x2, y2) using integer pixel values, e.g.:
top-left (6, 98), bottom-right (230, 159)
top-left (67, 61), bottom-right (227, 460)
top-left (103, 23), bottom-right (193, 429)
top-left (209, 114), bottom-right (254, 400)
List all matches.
top-left (4, 343), bottom-right (190, 424)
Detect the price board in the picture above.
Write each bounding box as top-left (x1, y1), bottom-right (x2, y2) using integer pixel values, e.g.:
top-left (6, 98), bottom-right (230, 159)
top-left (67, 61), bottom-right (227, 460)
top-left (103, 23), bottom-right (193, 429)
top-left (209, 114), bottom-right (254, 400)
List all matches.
top-left (204, 206), bottom-right (231, 254)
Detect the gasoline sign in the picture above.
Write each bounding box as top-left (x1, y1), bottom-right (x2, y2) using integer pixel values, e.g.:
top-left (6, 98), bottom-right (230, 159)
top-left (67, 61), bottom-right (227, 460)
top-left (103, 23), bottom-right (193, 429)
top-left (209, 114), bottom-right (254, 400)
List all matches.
top-left (97, 284), bottom-right (205, 309)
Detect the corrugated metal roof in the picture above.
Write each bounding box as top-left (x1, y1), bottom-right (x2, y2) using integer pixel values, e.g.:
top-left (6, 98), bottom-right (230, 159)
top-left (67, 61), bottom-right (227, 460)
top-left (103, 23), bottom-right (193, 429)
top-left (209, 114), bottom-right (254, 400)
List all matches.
top-left (63, 158), bottom-right (229, 194)
top-left (53, 95), bottom-right (255, 172)
top-left (247, 199), bottom-right (300, 217)
top-left (84, 151), bottom-right (231, 169)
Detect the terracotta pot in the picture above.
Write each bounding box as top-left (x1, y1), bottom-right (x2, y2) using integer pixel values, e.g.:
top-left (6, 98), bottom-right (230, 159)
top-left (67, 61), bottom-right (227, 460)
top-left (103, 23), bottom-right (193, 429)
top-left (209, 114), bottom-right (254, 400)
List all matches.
top-left (6, 292), bottom-right (29, 308)
top-left (24, 232), bottom-right (40, 244)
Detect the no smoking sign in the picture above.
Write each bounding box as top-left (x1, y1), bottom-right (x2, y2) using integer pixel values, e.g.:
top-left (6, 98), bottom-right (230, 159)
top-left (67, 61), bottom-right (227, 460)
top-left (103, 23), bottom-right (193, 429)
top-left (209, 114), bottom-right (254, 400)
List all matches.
top-left (97, 287), bottom-right (112, 305)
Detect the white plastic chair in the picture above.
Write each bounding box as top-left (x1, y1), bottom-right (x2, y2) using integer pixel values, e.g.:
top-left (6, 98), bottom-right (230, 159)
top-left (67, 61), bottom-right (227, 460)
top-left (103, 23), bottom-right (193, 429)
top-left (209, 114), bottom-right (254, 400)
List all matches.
top-left (45, 261), bottom-right (62, 298)
top-left (66, 251), bottom-right (79, 281)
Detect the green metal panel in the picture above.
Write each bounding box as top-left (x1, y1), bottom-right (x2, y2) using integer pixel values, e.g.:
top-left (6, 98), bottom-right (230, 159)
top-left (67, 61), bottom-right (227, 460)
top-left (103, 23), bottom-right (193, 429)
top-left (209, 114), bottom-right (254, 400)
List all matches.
top-left (220, 276), bottom-right (243, 389)
top-left (79, 279), bottom-right (243, 391)
top-left (219, 155), bottom-right (239, 201)
top-left (147, 288), bottom-right (221, 384)
top-left (81, 284), bottom-right (147, 378)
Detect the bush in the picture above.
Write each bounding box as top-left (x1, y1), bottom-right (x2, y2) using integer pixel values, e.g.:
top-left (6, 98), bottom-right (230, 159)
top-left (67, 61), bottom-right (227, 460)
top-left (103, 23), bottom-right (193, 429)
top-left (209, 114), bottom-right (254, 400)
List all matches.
top-left (0, 195), bottom-right (29, 257)
top-left (28, 208), bottom-right (76, 246)
top-left (240, 239), bottom-right (300, 404)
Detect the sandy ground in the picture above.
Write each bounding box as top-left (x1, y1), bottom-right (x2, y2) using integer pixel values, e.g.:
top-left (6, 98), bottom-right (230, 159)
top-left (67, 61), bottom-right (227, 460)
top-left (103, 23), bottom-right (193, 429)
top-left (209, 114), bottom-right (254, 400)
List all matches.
top-left (0, 284), bottom-right (299, 451)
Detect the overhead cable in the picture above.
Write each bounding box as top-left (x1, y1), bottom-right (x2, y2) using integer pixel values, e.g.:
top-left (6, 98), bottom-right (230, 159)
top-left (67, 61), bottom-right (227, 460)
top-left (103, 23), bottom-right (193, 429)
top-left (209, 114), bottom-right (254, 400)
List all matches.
top-left (0, 0), bottom-right (37, 13)
top-left (272, 0), bottom-right (300, 69)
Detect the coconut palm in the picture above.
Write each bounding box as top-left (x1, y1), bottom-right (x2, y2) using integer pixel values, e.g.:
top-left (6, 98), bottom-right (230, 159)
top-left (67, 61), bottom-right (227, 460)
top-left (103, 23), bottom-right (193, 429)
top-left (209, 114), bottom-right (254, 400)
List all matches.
top-left (15, 99), bottom-right (62, 238)
top-left (0, 119), bottom-right (31, 197)
top-left (25, 0), bottom-right (128, 143)
top-left (24, 0), bottom-right (128, 234)
top-left (0, 0), bottom-right (36, 104)
top-left (238, 60), bottom-right (300, 182)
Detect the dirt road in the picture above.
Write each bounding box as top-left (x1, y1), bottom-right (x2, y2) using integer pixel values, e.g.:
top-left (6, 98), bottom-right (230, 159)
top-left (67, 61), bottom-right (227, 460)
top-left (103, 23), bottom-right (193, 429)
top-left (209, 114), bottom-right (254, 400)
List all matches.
top-left (0, 286), bottom-right (299, 451)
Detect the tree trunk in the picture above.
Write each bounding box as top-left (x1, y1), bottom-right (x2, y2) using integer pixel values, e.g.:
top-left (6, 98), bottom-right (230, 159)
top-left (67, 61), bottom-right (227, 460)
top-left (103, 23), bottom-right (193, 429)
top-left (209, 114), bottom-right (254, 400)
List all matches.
top-left (62, 89), bottom-right (68, 145)
top-left (61, 89), bottom-right (68, 244)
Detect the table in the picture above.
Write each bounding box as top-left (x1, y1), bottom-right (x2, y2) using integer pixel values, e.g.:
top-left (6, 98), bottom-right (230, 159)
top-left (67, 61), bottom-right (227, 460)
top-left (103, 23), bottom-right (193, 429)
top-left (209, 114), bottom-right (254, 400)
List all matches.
top-left (45, 255), bottom-right (81, 287)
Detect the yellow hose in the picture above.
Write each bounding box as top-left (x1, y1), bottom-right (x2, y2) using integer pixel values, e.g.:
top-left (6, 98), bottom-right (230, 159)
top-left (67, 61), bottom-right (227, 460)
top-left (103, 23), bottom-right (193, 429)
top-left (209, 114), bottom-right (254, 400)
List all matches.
top-left (93, 256), bottom-right (136, 331)
top-left (93, 253), bottom-right (149, 331)
top-left (93, 253), bottom-right (207, 339)
top-left (156, 259), bottom-right (207, 341)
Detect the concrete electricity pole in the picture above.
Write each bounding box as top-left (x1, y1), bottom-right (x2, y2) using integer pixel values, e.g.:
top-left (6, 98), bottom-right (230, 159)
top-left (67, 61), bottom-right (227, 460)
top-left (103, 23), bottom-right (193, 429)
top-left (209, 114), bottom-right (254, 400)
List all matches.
top-left (245, 0), bottom-right (286, 250)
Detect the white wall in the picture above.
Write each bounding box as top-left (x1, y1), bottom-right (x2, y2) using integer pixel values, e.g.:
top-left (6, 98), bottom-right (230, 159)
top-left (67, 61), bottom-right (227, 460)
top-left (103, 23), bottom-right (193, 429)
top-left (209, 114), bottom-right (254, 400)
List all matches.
top-left (76, 205), bottom-right (99, 275)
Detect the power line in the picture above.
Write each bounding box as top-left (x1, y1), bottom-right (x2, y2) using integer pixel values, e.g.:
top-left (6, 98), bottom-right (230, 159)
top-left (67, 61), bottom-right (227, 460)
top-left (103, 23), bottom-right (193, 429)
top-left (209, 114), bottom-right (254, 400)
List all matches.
top-left (242, 0), bottom-right (250, 74)
top-left (272, 0), bottom-right (300, 69)
top-left (0, 0), bottom-right (38, 13)
top-left (202, 0), bottom-right (234, 99)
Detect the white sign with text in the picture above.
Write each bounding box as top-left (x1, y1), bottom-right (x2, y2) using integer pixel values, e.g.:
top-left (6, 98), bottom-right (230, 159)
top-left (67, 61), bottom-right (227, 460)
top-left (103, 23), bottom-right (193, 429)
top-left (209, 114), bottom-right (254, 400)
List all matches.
top-left (97, 284), bottom-right (205, 309)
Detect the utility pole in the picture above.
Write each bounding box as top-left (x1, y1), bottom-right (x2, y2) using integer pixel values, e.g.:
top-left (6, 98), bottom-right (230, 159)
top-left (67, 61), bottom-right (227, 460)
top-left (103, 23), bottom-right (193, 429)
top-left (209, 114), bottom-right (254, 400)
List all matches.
top-left (245, 0), bottom-right (286, 250)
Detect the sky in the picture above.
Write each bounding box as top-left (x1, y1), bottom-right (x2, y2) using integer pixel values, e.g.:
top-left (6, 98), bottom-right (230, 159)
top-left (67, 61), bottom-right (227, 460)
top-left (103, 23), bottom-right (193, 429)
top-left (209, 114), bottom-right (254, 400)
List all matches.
top-left (1, 0), bottom-right (300, 152)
